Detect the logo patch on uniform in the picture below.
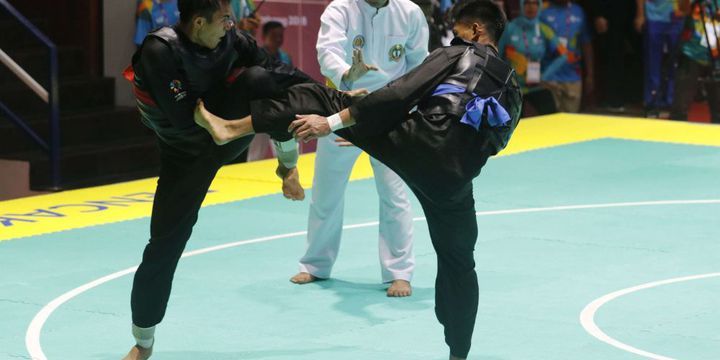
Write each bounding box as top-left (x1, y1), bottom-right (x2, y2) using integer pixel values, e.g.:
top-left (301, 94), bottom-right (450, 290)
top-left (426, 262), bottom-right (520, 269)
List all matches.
top-left (169, 80), bottom-right (187, 102)
top-left (352, 35), bottom-right (365, 49)
top-left (388, 44), bottom-right (404, 62)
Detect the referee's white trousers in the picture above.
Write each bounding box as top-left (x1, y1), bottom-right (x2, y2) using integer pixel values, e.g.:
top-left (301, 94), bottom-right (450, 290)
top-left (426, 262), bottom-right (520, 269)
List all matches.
top-left (298, 133), bottom-right (415, 283)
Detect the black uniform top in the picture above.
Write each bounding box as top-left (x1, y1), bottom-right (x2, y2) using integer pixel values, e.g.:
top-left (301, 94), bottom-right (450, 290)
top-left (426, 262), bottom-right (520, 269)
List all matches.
top-left (132, 26), bottom-right (313, 155)
top-left (249, 37), bottom-right (521, 197)
top-left (342, 38), bottom-right (522, 196)
top-left (349, 38), bottom-right (521, 135)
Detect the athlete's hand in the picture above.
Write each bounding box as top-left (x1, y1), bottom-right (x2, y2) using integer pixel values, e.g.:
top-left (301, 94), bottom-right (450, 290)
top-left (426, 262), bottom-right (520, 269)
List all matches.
top-left (342, 49), bottom-right (378, 83)
top-left (276, 165), bottom-right (305, 201)
top-left (288, 114), bottom-right (332, 142)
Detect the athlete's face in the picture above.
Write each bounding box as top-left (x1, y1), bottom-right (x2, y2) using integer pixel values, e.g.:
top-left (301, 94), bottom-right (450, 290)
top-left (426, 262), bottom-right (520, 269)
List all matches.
top-left (193, 4), bottom-right (234, 49)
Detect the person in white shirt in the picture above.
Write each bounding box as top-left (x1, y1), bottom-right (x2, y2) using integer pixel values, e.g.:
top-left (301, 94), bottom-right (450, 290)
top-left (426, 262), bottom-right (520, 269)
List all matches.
top-left (289, 0), bottom-right (429, 297)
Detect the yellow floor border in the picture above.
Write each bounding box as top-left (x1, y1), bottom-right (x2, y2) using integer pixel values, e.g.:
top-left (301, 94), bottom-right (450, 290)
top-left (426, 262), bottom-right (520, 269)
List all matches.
top-left (1, 114), bottom-right (719, 242)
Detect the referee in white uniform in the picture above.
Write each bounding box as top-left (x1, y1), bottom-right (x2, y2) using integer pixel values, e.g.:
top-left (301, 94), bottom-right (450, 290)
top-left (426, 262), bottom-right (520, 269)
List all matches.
top-left (290, 0), bottom-right (429, 297)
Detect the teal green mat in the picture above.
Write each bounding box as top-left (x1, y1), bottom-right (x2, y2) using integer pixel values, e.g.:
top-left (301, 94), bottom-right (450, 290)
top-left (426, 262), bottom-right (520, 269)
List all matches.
top-left (2, 139), bottom-right (719, 360)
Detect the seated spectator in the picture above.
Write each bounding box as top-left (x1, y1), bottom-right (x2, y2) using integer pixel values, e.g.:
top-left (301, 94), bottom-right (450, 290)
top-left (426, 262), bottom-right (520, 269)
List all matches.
top-left (499, 0), bottom-right (574, 114)
top-left (247, 20), bottom-right (294, 161)
top-left (412, 0), bottom-right (449, 51)
top-left (134, 0), bottom-right (180, 47)
top-left (640, 0), bottom-right (685, 114)
top-left (670, 0), bottom-right (720, 124)
top-left (539, 0), bottom-right (594, 113)
top-left (262, 21), bottom-right (293, 66)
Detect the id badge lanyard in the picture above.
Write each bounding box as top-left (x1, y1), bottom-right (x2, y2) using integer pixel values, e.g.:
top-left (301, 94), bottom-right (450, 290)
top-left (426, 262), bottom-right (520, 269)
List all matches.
top-left (522, 23), bottom-right (542, 84)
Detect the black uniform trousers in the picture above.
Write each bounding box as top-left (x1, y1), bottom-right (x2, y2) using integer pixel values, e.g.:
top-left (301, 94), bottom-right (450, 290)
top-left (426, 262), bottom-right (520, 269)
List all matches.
top-left (131, 135), bottom-right (252, 328)
top-left (130, 77), bottom-right (264, 328)
top-left (253, 83), bottom-right (489, 358)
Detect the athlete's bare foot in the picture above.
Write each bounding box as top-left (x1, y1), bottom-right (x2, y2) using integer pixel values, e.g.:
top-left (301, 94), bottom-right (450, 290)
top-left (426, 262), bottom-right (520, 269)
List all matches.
top-left (386, 279), bottom-right (412, 297)
top-left (122, 345), bottom-right (153, 360)
top-left (449, 355), bottom-right (466, 360)
top-left (194, 100), bottom-right (235, 145)
top-left (290, 272), bottom-right (319, 284)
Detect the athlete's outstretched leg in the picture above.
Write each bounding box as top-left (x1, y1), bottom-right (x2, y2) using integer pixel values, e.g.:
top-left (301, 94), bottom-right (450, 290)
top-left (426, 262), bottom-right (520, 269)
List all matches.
top-left (250, 83), bottom-right (352, 140)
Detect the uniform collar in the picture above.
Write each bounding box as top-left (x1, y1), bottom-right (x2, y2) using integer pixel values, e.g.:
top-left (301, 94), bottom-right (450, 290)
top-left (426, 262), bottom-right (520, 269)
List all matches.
top-left (358, 0), bottom-right (390, 15)
top-left (450, 37), bottom-right (499, 55)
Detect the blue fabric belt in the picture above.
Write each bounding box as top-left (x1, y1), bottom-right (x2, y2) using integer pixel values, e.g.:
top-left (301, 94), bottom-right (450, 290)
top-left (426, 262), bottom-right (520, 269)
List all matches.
top-left (431, 83), bottom-right (510, 131)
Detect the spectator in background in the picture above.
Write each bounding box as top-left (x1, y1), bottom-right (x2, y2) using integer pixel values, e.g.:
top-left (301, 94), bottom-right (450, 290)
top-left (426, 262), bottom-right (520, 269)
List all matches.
top-left (134, 0), bottom-right (180, 47)
top-left (639, 0), bottom-right (686, 115)
top-left (670, 0), bottom-right (720, 123)
top-left (412, 0), bottom-right (448, 50)
top-left (262, 21), bottom-right (293, 65)
top-left (540, 0), bottom-right (594, 113)
top-left (231, 0), bottom-right (261, 34)
top-left (499, 0), bottom-right (573, 114)
top-left (590, 0), bottom-right (643, 113)
top-left (246, 21), bottom-right (293, 162)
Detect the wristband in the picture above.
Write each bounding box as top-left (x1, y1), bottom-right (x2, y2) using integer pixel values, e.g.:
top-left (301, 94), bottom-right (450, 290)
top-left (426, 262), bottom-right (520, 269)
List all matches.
top-left (327, 113), bottom-right (344, 131)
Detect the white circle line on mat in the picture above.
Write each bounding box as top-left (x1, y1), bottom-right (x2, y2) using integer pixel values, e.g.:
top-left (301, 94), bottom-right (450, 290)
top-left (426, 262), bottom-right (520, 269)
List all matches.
top-left (580, 272), bottom-right (720, 360)
top-left (26, 199), bottom-right (720, 360)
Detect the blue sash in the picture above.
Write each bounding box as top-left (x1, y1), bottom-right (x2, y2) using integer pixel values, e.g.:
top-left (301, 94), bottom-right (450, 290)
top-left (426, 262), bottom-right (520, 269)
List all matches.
top-left (431, 84), bottom-right (511, 131)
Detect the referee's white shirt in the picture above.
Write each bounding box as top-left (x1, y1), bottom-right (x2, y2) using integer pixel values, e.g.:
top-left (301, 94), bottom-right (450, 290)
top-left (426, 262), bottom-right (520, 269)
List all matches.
top-left (317, 0), bottom-right (430, 92)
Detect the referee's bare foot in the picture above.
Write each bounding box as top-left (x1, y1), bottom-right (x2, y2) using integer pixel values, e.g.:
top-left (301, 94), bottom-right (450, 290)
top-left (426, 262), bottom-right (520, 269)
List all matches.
top-left (387, 280), bottom-right (412, 297)
top-left (122, 345), bottom-right (152, 360)
top-left (290, 272), bottom-right (318, 284)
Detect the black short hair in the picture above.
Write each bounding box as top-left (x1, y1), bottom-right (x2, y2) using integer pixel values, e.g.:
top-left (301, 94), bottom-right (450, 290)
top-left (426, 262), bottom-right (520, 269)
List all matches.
top-left (178, 0), bottom-right (230, 23)
top-left (451, 0), bottom-right (506, 43)
top-left (262, 21), bottom-right (284, 36)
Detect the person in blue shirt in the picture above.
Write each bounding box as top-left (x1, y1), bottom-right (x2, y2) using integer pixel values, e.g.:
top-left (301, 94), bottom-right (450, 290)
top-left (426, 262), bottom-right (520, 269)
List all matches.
top-left (499, 0), bottom-right (573, 114)
top-left (637, 0), bottom-right (686, 113)
top-left (539, 0), bottom-right (594, 113)
top-left (134, 0), bottom-right (180, 47)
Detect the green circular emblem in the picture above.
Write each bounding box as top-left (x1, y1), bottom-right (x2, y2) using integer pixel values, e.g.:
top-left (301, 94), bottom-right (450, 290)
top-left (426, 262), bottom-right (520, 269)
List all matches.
top-left (352, 35), bottom-right (365, 49)
top-left (389, 44), bottom-right (404, 62)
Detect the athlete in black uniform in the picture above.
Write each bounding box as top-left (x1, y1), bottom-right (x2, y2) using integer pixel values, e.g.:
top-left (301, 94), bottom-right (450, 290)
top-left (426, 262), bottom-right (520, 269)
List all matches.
top-left (123, 1), bottom-right (314, 359)
top-left (194, 1), bottom-right (522, 358)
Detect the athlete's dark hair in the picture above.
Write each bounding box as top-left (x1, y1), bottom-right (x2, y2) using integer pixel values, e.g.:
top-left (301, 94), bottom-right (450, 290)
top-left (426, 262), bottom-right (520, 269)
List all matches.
top-left (178, 0), bottom-right (231, 23)
top-left (451, 0), bottom-right (506, 43)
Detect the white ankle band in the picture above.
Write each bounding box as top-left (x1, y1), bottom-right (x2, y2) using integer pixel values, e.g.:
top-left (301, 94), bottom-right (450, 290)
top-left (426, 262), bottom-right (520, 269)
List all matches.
top-left (132, 324), bottom-right (155, 349)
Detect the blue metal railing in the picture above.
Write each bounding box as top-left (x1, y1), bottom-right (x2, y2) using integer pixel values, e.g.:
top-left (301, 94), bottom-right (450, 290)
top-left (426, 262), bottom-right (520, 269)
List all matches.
top-left (0, 0), bottom-right (61, 190)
